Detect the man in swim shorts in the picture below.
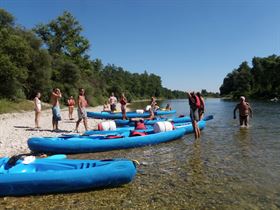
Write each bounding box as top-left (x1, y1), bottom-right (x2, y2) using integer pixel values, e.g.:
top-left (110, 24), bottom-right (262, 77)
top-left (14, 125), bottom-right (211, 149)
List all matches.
top-left (234, 96), bottom-right (253, 127)
top-left (51, 88), bottom-right (62, 131)
top-left (75, 88), bottom-right (88, 132)
top-left (109, 92), bottom-right (117, 112)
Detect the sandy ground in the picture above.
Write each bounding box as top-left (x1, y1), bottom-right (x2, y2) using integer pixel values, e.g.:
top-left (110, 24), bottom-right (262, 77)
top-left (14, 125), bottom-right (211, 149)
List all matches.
top-left (0, 105), bottom-right (113, 157)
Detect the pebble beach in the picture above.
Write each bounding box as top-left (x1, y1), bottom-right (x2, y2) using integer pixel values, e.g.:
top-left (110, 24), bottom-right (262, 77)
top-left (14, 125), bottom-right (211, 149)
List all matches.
top-left (0, 105), bottom-right (108, 157)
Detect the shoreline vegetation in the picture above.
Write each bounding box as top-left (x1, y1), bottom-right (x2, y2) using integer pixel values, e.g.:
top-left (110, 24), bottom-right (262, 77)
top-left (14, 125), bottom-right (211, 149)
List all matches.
top-left (220, 55), bottom-right (280, 99)
top-left (0, 9), bottom-right (189, 107)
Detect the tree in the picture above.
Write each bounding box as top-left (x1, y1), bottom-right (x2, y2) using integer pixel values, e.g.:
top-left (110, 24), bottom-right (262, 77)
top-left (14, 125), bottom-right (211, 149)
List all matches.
top-left (34, 11), bottom-right (90, 61)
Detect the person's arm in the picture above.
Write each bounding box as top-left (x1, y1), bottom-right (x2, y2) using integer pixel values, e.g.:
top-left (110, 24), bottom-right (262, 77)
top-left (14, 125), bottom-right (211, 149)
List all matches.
top-left (248, 104), bottom-right (253, 118)
top-left (52, 90), bottom-right (62, 98)
top-left (57, 89), bottom-right (62, 98)
top-left (233, 104), bottom-right (238, 119)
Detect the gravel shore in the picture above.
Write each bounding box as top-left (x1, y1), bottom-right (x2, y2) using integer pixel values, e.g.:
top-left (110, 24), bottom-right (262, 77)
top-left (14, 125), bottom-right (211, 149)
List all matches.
top-left (0, 105), bottom-right (108, 157)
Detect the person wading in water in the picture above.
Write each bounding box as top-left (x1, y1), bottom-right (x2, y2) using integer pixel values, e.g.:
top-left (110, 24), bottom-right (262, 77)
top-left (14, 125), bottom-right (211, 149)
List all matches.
top-left (187, 91), bottom-right (201, 139)
top-left (233, 96), bottom-right (253, 127)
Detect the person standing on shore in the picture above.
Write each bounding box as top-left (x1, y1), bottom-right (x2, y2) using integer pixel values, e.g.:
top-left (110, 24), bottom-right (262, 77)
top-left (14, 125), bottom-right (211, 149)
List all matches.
top-left (103, 101), bottom-right (111, 112)
top-left (109, 92), bottom-right (117, 112)
top-left (34, 92), bottom-right (42, 129)
top-left (75, 88), bottom-right (88, 132)
top-left (67, 96), bottom-right (75, 120)
top-left (196, 92), bottom-right (205, 120)
top-left (233, 96), bottom-right (253, 127)
top-left (187, 91), bottom-right (201, 139)
top-left (51, 88), bottom-right (62, 131)
top-left (120, 93), bottom-right (127, 120)
top-left (150, 96), bottom-right (157, 109)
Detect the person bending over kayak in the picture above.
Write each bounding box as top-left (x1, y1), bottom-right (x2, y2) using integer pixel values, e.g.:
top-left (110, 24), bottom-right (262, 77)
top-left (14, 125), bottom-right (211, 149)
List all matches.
top-left (196, 92), bottom-right (205, 121)
top-left (233, 96), bottom-right (253, 127)
top-left (187, 91), bottom-right (201, 139)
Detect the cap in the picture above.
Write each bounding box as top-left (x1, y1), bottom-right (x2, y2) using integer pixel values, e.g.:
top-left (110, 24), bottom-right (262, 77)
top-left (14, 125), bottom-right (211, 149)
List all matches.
top-left (240, 96), bottom-right (245, 101)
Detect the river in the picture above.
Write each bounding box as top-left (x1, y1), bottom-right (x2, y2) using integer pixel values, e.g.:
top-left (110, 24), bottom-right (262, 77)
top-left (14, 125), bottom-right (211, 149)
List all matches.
top-left (1, 98), bottom-right (280, 209)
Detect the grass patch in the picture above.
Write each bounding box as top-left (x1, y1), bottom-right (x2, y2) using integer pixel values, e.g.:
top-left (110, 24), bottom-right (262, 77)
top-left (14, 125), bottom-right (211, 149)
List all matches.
top-left (0, 99), bottom-right (35, 114)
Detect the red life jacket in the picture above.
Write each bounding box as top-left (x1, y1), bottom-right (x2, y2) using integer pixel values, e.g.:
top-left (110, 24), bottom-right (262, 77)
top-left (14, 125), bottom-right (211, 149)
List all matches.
top-left (195, 95), bottom-right (201, 109)
top-left (135, 121), bottom-right (147, 130)
top-left (130, 131), bottom-right (147, 137)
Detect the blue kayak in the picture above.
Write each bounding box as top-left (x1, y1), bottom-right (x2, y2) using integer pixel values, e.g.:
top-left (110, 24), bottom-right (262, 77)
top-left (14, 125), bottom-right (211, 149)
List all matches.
top-left (0, 157), bottom-right (136, 196)
top-left (83, 120), bottom-right (207, 136)
top-left (28, 128), bottom-right (185, 154)
top-left (115, 115), bottom-right (214, 126)
top-left (87, 109), bottom-right (176, 119)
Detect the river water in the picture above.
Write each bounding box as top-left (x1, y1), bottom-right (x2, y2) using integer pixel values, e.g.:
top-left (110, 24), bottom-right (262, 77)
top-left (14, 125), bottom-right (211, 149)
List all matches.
top-left (1, 98), bottom-right (280, 209)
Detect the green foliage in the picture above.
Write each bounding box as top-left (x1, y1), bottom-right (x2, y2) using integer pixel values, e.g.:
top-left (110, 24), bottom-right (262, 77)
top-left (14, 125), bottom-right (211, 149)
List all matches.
top-left (0, 8), bottom-right (14, 27)
top-left (0, 9), bottom-right (186, 111)
top-left (34, 11), bottom-right (89, 60)
top-left (0, 99), bottom-right (34, 114)
top-left (220, 56), bottom-right (280, 99)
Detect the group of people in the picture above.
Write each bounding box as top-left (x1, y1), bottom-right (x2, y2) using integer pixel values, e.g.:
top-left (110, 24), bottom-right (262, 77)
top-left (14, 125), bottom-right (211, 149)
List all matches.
top-left (33, 88), bottom-right (253, 137)
top-left (103, 92), bottom-right (128, 120)
top-left (187, 91), bottom-right (253, 139)
top-left (33, 88), bottom-right (88, 132)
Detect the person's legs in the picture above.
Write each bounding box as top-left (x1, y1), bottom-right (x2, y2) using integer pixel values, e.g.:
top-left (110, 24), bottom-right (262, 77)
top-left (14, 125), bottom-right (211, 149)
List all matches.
top-left (83, 118), bottom-right (88, 131)
top-left (55, 120), bottom-right (59, 130)
top-left (121, 106), bottom-right (126, 120)
top-left (244, 115), bottom-right (249, 126)
top-left (35, 111), bottom-right (39, 128)
top-left (52, 117), bottom-right (55, 130)
top-left (239, 115), bottom-right (247, 126)
top-left (68, 106), bottom-right (71, 119)
top-left (75, 119), bottom-right (82, 131)
top-left (75, 108), bottom-right (83, 131)
top-left (190, 108), bottom-right (200, 139)
top-left (191, 120), bottom-right (199, 139)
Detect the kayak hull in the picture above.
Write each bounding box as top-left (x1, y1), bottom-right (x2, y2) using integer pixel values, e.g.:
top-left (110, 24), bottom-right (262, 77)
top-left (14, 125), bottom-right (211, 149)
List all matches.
top-left (0, 158), bottom-right (136, 196)
top-left (87, 110), bottom-right (176, 119)
top-left (28, 128), bottom-right (185, 154)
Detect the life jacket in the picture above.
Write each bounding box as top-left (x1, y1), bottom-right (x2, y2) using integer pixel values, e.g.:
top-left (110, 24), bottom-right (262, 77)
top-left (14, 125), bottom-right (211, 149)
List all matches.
top-left (130, 131), bottom-right (147, 137)
top-left (189, 94), bottom-right (200, 109)
top-left (135, 121), bottom-right (147, 130)
top-left (195, 95), bottom-right (201, 109)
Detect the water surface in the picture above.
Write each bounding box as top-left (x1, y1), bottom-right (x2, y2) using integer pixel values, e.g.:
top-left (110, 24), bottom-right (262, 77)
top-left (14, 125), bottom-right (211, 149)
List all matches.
top-left (1, 99), bottom-right (280, 209)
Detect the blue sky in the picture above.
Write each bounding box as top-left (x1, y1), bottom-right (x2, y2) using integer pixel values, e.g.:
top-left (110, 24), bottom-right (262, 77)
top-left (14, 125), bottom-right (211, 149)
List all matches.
top-left (1, 0), bottom-right (280, 92)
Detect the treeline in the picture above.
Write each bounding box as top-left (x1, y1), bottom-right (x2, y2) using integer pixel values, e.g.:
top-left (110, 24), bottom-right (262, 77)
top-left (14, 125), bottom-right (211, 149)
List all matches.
top-left (220, 55), bottom-right (280, 99)
top-left (0, 9), bottom-right (186, 106)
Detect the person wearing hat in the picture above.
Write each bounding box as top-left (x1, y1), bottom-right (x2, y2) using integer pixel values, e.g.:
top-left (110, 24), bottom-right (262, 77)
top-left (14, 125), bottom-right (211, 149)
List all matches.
top-left (233, 96), bottom-right (253, 127)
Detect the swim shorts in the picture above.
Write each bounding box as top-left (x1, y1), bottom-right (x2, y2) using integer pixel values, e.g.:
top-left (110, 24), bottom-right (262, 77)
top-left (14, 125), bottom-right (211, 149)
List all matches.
top-left (190, 108), bottom-right (199, 122)
top-left (78, 108), bottom-right (87, 120)
top-left (52, 106), bottom-right (62, 121)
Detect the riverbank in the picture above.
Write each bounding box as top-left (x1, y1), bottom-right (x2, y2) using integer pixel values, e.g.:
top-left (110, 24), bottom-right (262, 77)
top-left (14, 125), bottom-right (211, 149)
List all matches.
top-left (0, 105), bottom-right (113, 157)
